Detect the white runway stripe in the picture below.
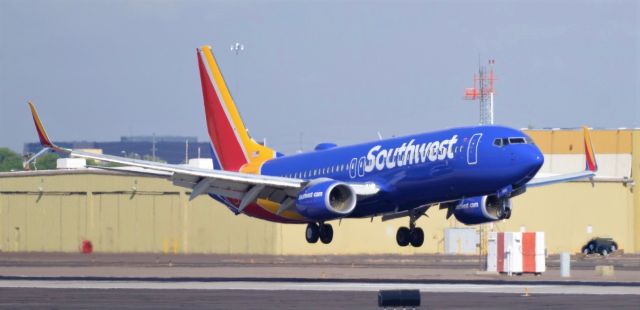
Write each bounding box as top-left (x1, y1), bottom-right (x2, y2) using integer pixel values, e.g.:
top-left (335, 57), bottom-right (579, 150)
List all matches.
top-left (0, 280), bottom-right (638, 295)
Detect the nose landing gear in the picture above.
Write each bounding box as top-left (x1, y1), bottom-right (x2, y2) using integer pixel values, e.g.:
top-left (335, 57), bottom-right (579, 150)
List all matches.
top-left (395, 209), bottom-right (425, 247)
top-left (305, 222), bottom-right (334, 244)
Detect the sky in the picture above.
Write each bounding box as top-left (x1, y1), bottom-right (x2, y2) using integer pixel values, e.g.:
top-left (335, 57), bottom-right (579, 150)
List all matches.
top-left (1, 0), bottom-right (638, 154)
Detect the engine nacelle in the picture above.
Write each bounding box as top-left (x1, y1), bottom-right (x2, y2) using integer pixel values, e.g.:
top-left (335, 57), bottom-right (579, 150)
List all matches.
top-left (452, 195), bottom-right (512, 225)
top-left (296, 179), bottom-right (357, 221)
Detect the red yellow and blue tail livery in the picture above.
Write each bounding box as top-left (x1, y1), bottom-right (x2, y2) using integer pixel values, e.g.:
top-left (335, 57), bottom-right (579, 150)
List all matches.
top-left (27, 45), bottom-right (598, 247)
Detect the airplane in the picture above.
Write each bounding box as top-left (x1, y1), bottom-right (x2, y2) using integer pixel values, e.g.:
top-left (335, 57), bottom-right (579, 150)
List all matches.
top-left (27, 45), bottom-right (598, 247)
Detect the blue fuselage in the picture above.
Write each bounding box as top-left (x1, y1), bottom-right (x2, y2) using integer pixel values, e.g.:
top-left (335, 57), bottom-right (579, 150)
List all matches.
top-left (260, 125), bottom-right (543, 218)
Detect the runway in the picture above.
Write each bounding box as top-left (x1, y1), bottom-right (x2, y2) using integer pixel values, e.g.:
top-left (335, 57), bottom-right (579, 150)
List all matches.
top-left (1, 286), bottom-right (639, 309)
top-left (0, 278), bottom-right (639, 295)
top-left (1, 253), bottom-right (638, 309)
top-left (0, 278), bottom-right (639, 309)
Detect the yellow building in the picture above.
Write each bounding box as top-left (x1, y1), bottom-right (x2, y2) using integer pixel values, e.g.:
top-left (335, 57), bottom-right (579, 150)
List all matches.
top-left (0, 129), bottom-right (638, 255)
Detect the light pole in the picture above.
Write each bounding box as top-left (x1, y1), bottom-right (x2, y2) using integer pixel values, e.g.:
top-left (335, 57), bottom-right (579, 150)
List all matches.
top-left (230, 42), bottom-right (244, 55)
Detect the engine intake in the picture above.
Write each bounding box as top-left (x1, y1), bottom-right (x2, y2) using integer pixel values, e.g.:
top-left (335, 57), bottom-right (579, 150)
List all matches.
top-left (450, 195), bottom-right (511, 225)
top-left (296, 179), bottom-right (357, 221)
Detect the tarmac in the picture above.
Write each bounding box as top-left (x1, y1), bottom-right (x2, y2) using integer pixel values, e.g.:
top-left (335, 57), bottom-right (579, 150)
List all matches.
top-left (0, 253), bottom-right (638, 309)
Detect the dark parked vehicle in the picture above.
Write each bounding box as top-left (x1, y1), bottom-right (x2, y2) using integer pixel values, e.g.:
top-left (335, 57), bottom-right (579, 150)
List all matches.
top-left (582, 237), bottom-right (618, 256)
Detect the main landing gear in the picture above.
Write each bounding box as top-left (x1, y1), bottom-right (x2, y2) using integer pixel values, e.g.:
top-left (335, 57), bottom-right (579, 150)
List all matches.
top-left (305, 222), bottom-right (333, 244)
top-left (396, 210), bottom-right (425, 247)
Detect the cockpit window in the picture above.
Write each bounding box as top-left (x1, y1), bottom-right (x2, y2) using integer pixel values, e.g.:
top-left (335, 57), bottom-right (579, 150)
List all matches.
top-left (525, 136), bottom-right (535, 145)
top-left (508, 137), bottom-right (526, 144)
top-left (493, 138), bottom-right (503, 147)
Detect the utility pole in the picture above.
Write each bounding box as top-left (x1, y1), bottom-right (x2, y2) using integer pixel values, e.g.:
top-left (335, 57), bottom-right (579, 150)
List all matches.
top-left (151, 133), bottom-right (157, 161)
top-left (185, 139), bottom-right (189, 164)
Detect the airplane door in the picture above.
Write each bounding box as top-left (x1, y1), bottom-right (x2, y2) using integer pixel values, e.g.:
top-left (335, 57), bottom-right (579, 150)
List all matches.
top-left (357, 157), bottom-right (366, 177)
top-left (467, 133), bottom-right (482, 165)
top-left (349, 158), bottom-right (358, 179)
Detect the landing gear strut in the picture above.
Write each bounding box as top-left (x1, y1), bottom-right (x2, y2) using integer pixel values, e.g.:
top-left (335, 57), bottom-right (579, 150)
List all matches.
top-left (396, 209), bottom-right (425, 247)
top-left (495, 204), bottom-right (512, 220)
top-left (306, 222), bottom-right (333, 244)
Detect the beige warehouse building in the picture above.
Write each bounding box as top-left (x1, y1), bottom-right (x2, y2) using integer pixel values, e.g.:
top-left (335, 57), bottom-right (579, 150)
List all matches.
top-left (1, 129), bottom-right (638, 255)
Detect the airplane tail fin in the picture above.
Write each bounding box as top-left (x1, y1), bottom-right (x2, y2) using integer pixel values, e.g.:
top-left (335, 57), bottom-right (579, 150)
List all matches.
top-left (196, 45), bottom-right (277, 172)
top-left (26, 102), bottom-right (71, 167)
top-left (28, 101), bottom-right (55, 149)
top-left (582, 126), bottom-right (598, 172)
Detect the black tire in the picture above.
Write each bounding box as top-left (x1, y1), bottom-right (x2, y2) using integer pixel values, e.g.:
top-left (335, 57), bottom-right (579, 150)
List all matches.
top-left (611, 243), bottom-right (618, 252)
top-left (504, 208), bottom-right (512, 219)
top-left (410, 227), bottom-right (424, 247)
top-left (601, 249), bottom-right (608, 256)
top-left (305, 223), bottom-right (319, 244)
top-left (396, 227), bottom-right (410, 247)
top-left (582, 247), bottom-right (590, 255)
top-left (319, 224), bottom-right (333, 244)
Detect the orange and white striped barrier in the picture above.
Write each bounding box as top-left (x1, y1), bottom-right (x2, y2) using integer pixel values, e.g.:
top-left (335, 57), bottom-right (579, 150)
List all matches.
top-left (487, 232), bottom-right (545, 274)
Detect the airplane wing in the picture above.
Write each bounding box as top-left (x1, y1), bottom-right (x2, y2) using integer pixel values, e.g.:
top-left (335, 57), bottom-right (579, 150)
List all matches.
top-left (26, 102), bottom-right (379, 214)
top-left (526, 126), bottom-right (597, 188)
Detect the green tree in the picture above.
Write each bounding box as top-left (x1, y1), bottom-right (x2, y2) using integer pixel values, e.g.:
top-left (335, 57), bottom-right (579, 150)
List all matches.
top-left (34, 153), bottom-right (60, 170)
top-left (0, 148), bottom-right (23, 172)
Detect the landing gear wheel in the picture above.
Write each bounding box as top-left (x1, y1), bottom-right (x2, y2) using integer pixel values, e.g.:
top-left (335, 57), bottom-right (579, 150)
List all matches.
top-left (410, 227), bottom-right (424, 247)
top-left (319, 223), bottom-right (334, 244)
top-left (396, 227), bottom-right (410, 247)
top-left (504, 208), bottom-right (512, 219)
top-left (305, 223), bottom-right (319, 244)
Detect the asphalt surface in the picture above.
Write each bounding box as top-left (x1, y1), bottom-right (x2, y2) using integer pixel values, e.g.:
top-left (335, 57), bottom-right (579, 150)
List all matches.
top-left (1, 288), bottom-right (639, 309)
top-left (1, 253), bottom-right (638, 282)
top-left (0, 253), bottom-right (638, 309)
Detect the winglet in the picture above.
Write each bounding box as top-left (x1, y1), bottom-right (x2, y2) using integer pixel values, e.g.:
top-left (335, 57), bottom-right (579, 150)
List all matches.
top-left (28, 101), bottom-right (55, 148)
top-left (583, 126), bottom-right (598, 172)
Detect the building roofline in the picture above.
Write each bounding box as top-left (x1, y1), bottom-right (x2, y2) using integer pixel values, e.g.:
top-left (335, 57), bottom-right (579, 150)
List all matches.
top-left (0, 168), bottom-right (153, 178)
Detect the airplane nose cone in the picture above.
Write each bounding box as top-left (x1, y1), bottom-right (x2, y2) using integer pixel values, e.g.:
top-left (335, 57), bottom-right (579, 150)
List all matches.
top-left (526, 146), bottom-right (544, 172)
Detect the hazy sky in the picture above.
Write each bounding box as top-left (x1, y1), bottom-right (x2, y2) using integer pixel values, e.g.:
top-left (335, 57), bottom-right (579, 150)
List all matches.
top-left (1, 0), bottom-right (638, 154)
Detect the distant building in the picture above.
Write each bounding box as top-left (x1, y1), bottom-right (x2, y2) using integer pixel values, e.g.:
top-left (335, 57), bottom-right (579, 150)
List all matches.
top-left (24, 136), bottom-right (212, 164)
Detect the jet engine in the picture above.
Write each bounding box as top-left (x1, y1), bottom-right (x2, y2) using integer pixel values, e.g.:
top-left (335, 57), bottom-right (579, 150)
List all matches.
top-left (447, 195), bottom-right (512, 225)
top-left (296, 179), bottom-right (357, 221)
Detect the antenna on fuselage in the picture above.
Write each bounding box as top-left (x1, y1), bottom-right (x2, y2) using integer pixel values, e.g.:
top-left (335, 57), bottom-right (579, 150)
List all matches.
top-left (377, 132), bottom-right (383, 140)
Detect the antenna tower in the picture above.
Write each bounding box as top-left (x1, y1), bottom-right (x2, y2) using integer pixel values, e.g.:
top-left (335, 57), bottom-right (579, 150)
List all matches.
top-left (464, 59), bottom-right (496, 125)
